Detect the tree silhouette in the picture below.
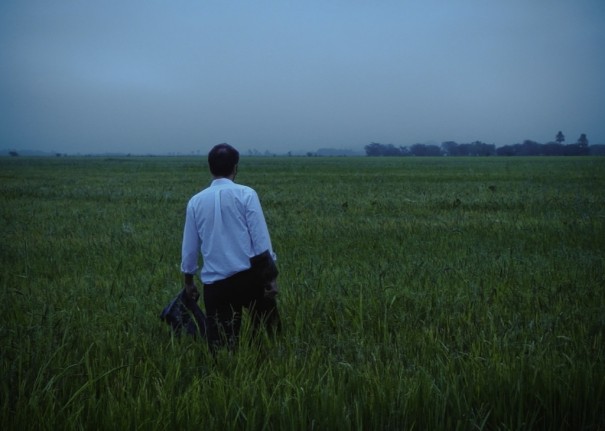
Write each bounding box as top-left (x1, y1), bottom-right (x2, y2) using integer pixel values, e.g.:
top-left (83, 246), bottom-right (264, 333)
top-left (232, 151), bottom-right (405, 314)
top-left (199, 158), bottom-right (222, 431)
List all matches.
top-left (572, 133), bottom-right (589, 156)
top-left (441, 141), bottom-right (459, 156)
top-left (556, 131), bottom-right (565, 144)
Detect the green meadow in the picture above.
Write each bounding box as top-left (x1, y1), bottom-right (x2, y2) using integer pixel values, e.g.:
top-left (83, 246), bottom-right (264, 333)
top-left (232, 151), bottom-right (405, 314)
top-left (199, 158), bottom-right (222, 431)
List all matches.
top-left (1, 156), bottom-right (604, 430)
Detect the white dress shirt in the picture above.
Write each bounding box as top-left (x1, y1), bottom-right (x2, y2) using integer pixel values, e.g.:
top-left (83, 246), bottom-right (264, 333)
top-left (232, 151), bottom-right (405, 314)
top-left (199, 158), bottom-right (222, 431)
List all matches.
top-left (181, 178), bottom-right (276, 284)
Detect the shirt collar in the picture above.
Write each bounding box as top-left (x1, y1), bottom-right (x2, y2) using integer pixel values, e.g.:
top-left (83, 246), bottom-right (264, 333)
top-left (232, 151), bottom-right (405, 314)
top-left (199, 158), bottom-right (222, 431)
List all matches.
top-left (211, 178), bottom-right (234, 186)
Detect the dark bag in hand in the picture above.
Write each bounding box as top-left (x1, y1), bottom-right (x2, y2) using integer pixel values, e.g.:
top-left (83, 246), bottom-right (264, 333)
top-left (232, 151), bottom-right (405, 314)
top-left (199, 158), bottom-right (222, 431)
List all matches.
top-left (249, 250), bottom-right (278, 288)
top-left (160, 289), bottom-right (207, 338)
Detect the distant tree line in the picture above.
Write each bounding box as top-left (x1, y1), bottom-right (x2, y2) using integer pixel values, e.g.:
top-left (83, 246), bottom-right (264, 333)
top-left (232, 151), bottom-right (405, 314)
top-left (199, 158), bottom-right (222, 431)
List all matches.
top-left (365, 141), bottom-right (498, 157)
top-left (495, 133), bottom-right (593, 156)
top-left (365, 132), bottom-right (605, 157)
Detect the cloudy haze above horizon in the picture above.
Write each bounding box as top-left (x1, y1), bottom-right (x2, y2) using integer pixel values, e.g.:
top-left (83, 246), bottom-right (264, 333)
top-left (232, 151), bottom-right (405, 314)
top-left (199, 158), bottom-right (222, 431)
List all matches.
top-left (1, 0), bottom-right (604, 155)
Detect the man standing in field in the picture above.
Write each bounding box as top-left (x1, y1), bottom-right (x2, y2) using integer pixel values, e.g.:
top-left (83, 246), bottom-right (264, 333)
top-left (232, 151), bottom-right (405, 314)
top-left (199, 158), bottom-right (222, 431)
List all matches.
top-left (180, 143), bottom-right (280, 351)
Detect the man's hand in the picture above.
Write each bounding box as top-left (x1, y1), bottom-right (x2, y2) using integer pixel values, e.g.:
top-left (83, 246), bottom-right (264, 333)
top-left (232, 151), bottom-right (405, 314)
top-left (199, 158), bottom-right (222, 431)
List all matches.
top-left (185, 282), bottom-right (199, 301)
top-left (264, 279), bottom-right (279, 299)
top-left (183, 273), bottom-right (199, 301)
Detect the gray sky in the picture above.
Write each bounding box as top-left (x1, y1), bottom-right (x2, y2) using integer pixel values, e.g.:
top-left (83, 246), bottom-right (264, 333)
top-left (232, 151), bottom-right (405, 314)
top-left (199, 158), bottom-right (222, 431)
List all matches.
top-left (1, 0), bottom-right (604, 155)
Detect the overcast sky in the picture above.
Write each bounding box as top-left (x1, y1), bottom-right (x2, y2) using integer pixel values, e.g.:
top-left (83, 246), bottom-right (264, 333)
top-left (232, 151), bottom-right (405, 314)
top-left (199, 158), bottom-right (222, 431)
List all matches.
top-left (1, 0), bottom-right (604, 155)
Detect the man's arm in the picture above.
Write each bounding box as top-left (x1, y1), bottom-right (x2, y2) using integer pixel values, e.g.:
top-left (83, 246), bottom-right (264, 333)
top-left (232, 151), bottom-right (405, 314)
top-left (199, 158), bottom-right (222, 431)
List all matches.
top-left (181, 202), bottom-right (201, 273)
top-left (181, 202), bottom-right (200, 300)
top-left (245, 190), bottom-right (276, 259)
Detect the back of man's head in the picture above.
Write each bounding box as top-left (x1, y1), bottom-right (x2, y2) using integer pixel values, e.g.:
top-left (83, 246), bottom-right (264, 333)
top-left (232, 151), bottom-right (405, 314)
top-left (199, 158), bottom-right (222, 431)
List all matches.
top-left (208, 143), bottom-right (239, 177)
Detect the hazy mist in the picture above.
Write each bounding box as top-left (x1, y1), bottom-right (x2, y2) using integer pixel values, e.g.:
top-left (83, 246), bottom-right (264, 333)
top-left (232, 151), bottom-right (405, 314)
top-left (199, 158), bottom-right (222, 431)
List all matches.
top-left (1, 0), bottom-right (604, 155)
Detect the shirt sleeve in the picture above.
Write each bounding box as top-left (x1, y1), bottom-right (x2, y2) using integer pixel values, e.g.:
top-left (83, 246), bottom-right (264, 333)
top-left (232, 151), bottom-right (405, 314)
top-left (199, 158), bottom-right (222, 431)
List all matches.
top-left (181, 201), bottom-right (201, 274)
top-left (245, 189), bottom-right (276, 261)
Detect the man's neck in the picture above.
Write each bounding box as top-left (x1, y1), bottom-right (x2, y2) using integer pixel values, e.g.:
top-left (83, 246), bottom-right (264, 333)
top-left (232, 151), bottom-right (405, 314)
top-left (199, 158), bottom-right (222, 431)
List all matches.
top-left (213, 174), bottom-right (235, 181)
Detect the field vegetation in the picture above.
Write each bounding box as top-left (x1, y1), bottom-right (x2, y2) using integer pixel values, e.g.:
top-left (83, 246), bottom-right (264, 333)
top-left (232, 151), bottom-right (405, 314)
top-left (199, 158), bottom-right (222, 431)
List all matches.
top-left (1, 156), bottom-right (604, 430)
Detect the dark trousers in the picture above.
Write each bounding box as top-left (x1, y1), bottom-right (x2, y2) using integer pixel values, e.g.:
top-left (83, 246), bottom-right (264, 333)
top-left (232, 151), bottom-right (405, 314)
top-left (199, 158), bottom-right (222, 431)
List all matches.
top-left (203, 268), bottom-right (280, 351)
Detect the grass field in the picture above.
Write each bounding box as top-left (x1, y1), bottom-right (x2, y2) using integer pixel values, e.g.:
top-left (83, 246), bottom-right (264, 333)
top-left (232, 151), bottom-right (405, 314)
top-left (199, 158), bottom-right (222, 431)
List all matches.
top-left (1, 156), bottom-right (604, 430)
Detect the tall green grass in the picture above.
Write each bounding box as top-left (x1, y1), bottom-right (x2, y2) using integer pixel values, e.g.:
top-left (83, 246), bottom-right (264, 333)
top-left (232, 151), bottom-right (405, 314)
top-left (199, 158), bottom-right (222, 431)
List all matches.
top-left (1, 156), bottom-right (604, 430)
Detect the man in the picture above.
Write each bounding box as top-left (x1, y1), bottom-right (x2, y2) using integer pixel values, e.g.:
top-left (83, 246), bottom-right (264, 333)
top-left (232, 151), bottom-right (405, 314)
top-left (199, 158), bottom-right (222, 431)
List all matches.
top-left (181, 143), bottom-right (280, 350)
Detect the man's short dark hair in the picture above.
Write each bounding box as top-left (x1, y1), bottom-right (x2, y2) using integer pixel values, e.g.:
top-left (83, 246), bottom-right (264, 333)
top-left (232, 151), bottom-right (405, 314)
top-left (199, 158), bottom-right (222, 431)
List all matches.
top-left (208, 143), bottom-right (239, 177)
